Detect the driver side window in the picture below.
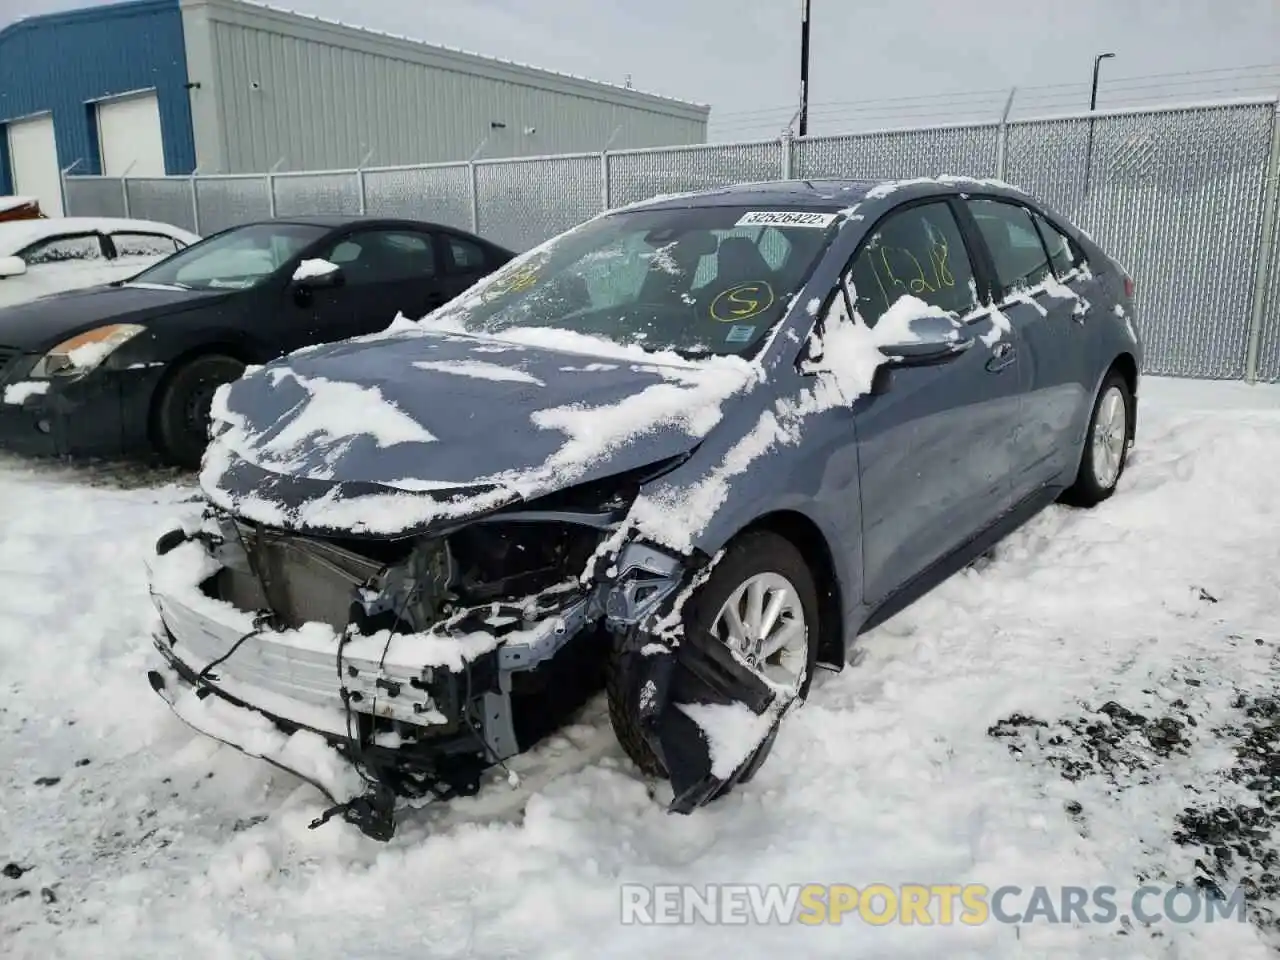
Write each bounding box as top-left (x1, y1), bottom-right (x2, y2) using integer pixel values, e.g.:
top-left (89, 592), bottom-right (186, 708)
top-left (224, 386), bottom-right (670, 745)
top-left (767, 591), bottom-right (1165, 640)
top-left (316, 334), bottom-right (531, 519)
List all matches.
top-left (321, 230), bottom-right (437, 285)
top-left (847, 201), bottom-right (977, 327)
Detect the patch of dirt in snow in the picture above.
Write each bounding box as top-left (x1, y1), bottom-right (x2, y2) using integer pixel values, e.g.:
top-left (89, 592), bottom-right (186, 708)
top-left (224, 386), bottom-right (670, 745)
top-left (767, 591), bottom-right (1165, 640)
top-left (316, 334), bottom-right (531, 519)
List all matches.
top-left (989, 698), bottom-right (1195, 787)
top-left (989, 642), bottom-right (1280, 942)
top-left (1176, 690), bottom-right (1280, 926)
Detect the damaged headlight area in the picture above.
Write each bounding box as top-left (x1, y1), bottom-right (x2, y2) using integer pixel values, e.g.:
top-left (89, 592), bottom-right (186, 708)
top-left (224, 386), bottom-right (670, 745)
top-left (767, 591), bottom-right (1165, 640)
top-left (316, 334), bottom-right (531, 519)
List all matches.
top-left (143, 472), bottom-right (723, 839)
top-left (146, 460), bottom-right (790, 842)
top-left (147, 508), bottom-right (614, 835)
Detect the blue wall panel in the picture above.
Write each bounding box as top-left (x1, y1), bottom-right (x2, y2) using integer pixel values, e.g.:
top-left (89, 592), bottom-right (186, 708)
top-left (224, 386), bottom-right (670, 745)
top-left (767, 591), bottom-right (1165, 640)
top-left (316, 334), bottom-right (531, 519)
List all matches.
top-left (0, 128), bottom-right (9, 194)
top-left (0, 0), bottom-right (196, 192)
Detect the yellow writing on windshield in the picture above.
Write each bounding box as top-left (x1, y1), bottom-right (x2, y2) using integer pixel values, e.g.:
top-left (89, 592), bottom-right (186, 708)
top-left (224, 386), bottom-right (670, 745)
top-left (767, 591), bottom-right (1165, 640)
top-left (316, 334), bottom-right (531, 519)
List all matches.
top-left (482, 266), bottom-right (540, 301)
top-left (710, 281), bottom-right (775, 321)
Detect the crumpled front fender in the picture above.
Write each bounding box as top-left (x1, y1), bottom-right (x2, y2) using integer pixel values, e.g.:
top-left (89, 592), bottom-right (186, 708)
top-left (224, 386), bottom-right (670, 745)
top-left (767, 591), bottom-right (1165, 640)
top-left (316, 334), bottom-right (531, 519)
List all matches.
top-left (600, 541), bottom-right (791, 813)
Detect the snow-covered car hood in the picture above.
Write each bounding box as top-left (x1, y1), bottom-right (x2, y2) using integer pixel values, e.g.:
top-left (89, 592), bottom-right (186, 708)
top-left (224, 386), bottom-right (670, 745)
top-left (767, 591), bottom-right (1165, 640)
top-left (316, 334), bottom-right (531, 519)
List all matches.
top-left (201, 329), bottom-right (761, 535)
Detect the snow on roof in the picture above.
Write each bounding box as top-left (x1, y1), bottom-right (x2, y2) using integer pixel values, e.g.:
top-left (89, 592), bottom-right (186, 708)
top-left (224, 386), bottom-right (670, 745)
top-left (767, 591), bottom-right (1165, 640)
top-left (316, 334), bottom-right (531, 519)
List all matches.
top-left (0, 217), bottom-right (201, 257)
top-left (229, 0), bottom-right (710, 113)
top-left (0, 196), bottom-right (39, 213)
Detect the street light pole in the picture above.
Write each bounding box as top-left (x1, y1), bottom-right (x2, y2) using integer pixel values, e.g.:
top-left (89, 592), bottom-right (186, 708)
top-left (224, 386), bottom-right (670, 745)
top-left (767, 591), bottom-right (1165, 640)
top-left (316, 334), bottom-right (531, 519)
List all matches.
top-left (1083, 52), bottom-right (1115, 197)
top-left (1090, 51), bottom-right (1115, 111)
top-left (799, 0), bottom-right (811, 137)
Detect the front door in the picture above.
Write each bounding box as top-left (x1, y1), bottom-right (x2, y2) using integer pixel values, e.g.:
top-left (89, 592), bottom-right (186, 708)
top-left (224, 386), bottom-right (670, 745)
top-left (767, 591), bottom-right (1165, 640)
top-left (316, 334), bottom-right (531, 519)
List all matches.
top-left (846, 199), bottom-right (1030, 607)
top-left (302, 227), bottom-right (449, 343)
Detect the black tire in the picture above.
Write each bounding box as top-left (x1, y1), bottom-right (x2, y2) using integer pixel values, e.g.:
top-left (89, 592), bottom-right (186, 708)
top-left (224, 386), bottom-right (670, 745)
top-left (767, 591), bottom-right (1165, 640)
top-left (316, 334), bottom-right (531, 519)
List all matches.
top-left (154, 354), bottom-right (246, 469)
top-left (1061, 370), bottom-right (1133, 508)
top-left (607, 530), bottom-right (821, 778)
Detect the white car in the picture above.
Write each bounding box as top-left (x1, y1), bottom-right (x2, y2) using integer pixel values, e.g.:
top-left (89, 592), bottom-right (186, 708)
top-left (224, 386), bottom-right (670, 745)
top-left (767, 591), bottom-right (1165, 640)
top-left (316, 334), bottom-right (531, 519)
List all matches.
top-left (0, 217), bottom-right (201, 309)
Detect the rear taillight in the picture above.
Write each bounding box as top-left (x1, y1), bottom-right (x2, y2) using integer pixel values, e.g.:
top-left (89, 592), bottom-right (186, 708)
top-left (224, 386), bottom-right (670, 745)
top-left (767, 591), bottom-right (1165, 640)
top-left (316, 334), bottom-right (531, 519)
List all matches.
top-left (1123, 275), bottom-right (1135, 298)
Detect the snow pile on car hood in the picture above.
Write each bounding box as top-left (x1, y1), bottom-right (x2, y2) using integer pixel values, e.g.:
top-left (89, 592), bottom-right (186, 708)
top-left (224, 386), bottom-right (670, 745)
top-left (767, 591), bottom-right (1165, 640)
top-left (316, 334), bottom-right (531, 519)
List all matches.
top-left (200, 326), bottom-right (761, 535)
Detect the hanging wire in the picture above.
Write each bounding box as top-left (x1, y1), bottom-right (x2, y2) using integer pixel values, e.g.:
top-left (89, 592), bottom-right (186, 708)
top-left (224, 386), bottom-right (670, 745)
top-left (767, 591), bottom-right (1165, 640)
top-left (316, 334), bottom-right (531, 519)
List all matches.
top-left (708, 62), bottom-right (1280, 141)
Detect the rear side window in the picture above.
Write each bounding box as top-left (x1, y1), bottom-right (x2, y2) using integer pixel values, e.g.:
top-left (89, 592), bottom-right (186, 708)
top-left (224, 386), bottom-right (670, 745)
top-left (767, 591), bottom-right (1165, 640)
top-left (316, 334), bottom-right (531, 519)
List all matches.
top-left (1031, 212), bottom-right (1082, 276)
top-left (966, 199), bottom-right (1053, 294)
top-left (112, 232), bottom-right (181, 258)
top-left (447, 236), bottom-right (487, 273)
top-left (847, 201), bottom-right (978, 327)
top-left (19, 234), bottom-right (104, 264)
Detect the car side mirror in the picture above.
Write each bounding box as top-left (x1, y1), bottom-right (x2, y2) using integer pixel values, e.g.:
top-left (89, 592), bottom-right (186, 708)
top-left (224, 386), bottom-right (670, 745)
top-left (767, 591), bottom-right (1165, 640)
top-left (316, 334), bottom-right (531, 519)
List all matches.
top-left (290, 258), bottom-right (344, 291)
top-left (0, 256), bottom-right (28, 279)
top-left (876, 312), bottom-right (975, 368)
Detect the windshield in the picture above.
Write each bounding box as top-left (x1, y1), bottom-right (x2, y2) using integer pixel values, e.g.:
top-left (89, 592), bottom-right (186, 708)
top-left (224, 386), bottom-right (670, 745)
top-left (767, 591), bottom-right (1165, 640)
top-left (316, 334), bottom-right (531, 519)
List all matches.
top-left (436, 206), bottom-right (837, 357)
top-left (128, 222), bottom-right (327, 291)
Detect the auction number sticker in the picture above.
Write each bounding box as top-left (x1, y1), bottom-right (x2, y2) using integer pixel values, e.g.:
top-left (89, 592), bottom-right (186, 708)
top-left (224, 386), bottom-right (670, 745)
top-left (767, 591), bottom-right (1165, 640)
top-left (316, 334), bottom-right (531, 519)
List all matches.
top-left (735, 211), bottom-right (838, 228)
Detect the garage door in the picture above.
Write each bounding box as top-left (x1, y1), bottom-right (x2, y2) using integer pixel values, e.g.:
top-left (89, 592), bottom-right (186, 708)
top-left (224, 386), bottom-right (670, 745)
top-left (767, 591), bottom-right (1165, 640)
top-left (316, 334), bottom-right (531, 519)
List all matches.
top-left (97, 92), bottom-right (165, 178)
top-left (6, 114), bottom-right (63, 217)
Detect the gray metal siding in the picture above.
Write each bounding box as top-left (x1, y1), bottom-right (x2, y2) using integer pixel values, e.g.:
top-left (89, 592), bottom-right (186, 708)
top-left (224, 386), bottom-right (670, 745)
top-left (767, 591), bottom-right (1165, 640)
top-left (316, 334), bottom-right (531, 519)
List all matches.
top-left (180, 0), bottom-right (707, 174)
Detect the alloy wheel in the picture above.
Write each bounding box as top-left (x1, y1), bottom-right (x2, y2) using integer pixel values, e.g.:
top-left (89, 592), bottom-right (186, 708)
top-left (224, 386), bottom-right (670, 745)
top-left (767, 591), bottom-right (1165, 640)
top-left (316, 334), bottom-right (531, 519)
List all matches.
top-left (712, 572), bottom-right (809, 694)
top-left (1091, 385), bottom-right (1127, 489)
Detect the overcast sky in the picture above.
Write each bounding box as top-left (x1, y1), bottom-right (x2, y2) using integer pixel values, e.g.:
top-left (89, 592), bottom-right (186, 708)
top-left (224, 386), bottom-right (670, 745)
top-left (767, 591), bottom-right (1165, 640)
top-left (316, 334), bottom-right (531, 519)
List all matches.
top-left (1, 0), bottom-right (1277, 138)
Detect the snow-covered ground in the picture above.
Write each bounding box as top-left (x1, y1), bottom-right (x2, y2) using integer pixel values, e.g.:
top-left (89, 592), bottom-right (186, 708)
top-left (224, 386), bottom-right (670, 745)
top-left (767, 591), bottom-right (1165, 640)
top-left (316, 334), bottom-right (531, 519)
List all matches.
top-left (2, 376), bottom-right (1279, 959)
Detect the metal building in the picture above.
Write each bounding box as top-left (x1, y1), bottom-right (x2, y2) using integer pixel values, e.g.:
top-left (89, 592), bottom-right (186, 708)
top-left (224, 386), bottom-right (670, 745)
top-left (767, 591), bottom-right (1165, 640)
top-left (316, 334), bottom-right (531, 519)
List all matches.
top-left (0, 0), bottom-right (709, 215)
top-left (0, 0), bottom-right (197, 214)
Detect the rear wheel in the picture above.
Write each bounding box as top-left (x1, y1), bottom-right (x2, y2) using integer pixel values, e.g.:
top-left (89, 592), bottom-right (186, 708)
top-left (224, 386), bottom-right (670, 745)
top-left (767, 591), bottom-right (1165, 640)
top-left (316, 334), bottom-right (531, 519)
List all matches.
top-left (154, 354), bottom-right (245, 469)
top-left (1062, 371), bottom-right (1132, 507)
top-left (607, 530), bottom-right (820, 778)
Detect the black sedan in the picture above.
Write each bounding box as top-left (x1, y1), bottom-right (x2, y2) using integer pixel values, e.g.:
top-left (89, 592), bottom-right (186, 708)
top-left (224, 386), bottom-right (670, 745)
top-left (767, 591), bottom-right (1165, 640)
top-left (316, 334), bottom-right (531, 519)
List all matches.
top-left (0, 216), bottom-right (513, 466)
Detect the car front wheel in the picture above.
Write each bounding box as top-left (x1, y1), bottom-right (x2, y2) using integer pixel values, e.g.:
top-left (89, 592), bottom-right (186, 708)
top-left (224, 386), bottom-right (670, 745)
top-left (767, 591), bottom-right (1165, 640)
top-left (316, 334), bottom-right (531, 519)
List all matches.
top-left (154, 354), bottom-right (246, 469)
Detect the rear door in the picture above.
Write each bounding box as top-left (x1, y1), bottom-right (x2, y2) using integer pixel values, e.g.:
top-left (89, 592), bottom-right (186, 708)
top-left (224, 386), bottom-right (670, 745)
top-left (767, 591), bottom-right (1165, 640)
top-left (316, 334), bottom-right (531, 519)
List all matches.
top-left (1031, 207), bottom-right (1105, 438)
top-left (305, 227), bottom-right (449, 340)
top-left (960, 197), bottom-right (1089, 494)
top-left (849, 198), bottom-right (1030, 606)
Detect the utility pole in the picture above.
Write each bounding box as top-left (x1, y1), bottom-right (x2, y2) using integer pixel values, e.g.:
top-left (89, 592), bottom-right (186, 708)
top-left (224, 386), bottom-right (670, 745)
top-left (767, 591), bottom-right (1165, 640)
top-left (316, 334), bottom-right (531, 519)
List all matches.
top-left (799, 0), bottom-right (811, 137)
top-left (1083, 52), bottom-right (1115, 197)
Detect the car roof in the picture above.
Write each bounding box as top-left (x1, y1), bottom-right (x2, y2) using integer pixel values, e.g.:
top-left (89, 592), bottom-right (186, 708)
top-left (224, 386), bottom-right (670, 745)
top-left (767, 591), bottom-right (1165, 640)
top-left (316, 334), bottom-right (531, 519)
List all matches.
top-left (265, 215), bottom-right (472, 232)
top-left (615, 176), bottom-right (1032, 214)
top-left (0, 216), bottom-right (202, 256)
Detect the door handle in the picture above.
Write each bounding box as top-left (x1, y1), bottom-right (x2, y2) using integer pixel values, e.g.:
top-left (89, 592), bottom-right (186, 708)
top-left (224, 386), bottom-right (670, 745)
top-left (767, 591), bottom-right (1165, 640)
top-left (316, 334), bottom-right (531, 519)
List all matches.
top-left (985, 341), bottom-right (1016, 372)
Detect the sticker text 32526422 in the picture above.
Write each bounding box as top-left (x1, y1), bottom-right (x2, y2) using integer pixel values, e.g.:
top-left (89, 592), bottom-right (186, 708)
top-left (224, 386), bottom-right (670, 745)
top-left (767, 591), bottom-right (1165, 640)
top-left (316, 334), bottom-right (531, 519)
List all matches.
top-left (734, 211), bottom-right (838, 229)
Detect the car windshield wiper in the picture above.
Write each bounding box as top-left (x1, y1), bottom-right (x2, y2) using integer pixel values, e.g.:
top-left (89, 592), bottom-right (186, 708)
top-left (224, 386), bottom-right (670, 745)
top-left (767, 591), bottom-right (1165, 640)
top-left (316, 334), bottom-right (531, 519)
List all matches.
top-left (122, 279), bottom-right (193, 290)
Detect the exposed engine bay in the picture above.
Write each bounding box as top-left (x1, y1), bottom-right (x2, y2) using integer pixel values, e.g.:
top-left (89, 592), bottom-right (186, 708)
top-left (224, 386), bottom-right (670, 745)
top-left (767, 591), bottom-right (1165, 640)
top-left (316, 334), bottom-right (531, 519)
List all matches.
top-left (146, 479), bottom-right (785, 841)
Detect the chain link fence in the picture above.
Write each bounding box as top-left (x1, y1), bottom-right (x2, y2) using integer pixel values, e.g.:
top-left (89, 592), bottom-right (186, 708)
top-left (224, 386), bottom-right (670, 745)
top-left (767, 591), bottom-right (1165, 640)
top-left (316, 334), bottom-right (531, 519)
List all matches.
top-left (63, 98), bottom-right (1280, 382)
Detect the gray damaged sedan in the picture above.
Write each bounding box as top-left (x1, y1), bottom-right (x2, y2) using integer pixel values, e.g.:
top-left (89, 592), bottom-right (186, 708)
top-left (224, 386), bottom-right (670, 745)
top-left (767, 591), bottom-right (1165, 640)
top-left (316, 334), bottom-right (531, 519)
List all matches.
top-left (144, 177), bottom-right (1141, 840)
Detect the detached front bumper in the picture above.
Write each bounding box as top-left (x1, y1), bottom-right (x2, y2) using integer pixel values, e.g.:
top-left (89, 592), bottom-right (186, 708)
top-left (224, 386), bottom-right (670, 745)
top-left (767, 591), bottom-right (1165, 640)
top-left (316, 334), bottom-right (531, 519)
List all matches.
top-left (0, 361), bottom-right (161, 458)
